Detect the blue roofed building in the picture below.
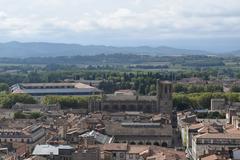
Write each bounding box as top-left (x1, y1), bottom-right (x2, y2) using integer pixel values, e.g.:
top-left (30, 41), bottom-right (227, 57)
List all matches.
top-left (10, 82), bottom-right (102, 97)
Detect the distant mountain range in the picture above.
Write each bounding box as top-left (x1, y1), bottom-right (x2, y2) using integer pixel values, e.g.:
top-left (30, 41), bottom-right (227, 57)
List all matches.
top-left (0, 41), bottom-right (238, 57)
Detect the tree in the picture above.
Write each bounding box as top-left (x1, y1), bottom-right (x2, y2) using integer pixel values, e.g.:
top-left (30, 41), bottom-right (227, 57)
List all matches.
top-left (174, 84), bottom-right (188, 93)
top-left (231, 85), bottom-right (240, 92)
top-left (0, 93), bottom-right (37, 108)
top-left (26, 72), bottom-right (42, 83)
top-left (0, 83), bottom-right (9, 92)
top-left (173, 94), bottom-right (192, 111)
top-left (42, 95), bottom-right (95, 109)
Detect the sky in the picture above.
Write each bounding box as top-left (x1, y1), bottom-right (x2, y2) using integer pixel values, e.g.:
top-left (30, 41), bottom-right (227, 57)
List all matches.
top-left (0, 0), bottom-right (240, 52)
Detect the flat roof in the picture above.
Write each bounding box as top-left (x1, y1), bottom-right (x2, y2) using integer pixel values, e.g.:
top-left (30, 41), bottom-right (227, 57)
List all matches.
top-left (32, 145), bottom-right (73, 156)
top-left (19, 82), bottom-right (94, 88)
top-left (11, 82), bottom-right (102, 95)
top-left (12, 82), bottom-right (99, 89)
top-left (21, 83), bottom-right (76, 87)
top-left (23, 88), bottom-right (100, 94)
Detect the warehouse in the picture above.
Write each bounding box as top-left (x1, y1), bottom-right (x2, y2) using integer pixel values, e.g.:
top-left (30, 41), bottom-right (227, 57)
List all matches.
top-left (10, 82), bottom-right (102, 97)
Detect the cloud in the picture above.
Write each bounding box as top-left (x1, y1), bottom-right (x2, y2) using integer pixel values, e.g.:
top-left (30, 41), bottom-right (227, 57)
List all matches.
top-left (0, 0), bottom-right (240, 43)
top-left (0, 11), bottom-right (7, 19)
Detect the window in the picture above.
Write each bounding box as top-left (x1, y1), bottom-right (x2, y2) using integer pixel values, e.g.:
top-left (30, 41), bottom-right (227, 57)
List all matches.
top-left (121, 105), bottom-right (126, 111)
top-left (113, 105), bottom-right (119, 111)
top-left (138, 105), bottom-right (143, 111)
top-left (161, 142), bottom-right (168, 147)
top-left (146, 142), bottom-right (151, 145)
top-left (113, 153), bottom-right (116, 157)
top-left (128, 105), bottom-right (136, 111)
top-left (120, 153), bottom-right (124, 158)
top-left (154, 142), bottom-right (160, 146)
top-left (103, 105), bottom-right (109, 111)
top-left (129, 154), bottom-right (133, 159)
top-left (165, 86), bottom-right (168, 94)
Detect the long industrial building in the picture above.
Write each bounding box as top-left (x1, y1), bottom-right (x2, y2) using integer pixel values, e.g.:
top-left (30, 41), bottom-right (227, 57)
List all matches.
top-left (10, 82), bottom-right (102, 96)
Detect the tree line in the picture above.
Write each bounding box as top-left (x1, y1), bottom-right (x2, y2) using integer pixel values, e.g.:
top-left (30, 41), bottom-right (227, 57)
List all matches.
top-left (0, 92), bottom-right (240, 112)
top-left (0, 93), bottom-right (37, 108)
top-left (173, 92), bottom-right (240, 111)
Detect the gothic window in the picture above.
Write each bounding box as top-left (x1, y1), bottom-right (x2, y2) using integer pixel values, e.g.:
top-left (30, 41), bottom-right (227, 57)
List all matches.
top-left (129, 105), bottom-right (136, 111)
top-left (162, 142), bottom-right (168, 147)
top-left (138, 105), bottom-right (143, 111)
top-left (113, 105), bottom-right (118, 111)
top-left (138, 142), bottom-right (143, 145)
top-left (146, 142), bottom-right (151, 145)
top-left (103, 105), bottom-right (109, 111)
top-left (153, 142), bottom-right (160, 146)
top-left (130, 141), bottom-right (136, 145)
top-left (144, 105), bottom-right (152, 113)
top-left (121, 105), bottom-right (126, 111)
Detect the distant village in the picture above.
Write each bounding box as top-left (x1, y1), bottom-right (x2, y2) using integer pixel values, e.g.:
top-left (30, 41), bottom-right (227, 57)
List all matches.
top-left (1, 77), bottom-right (240, 160)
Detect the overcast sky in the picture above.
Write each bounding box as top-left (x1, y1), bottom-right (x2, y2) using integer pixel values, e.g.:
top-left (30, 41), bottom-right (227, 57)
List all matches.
top-left (0, 0), bottom-right (240, 52)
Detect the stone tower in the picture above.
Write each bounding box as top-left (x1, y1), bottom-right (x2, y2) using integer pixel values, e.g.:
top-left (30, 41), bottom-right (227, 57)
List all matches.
top-left (156, 80), bottom-right (173, 114)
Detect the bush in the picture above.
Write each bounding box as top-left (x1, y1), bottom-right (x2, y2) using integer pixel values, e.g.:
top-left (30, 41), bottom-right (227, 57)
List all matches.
top-left (14, 112), bottom-right (42, 119)
top-left (29, 112), bottom-right (42, 119)
top-left (196, 112), bottom-right (225, 119)
top-left (14, 112), bottom-right (26, 119)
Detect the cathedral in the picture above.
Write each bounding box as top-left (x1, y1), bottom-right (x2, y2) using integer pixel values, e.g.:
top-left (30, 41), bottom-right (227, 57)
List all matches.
top-left (88, 80), bottom-right (173, 114)
top-left (88, 80), bottom-right (174, 147)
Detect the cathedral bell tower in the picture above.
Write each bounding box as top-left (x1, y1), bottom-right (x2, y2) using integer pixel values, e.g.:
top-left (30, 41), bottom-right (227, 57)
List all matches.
top-left (156, 80), bottom-right (173, 114)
